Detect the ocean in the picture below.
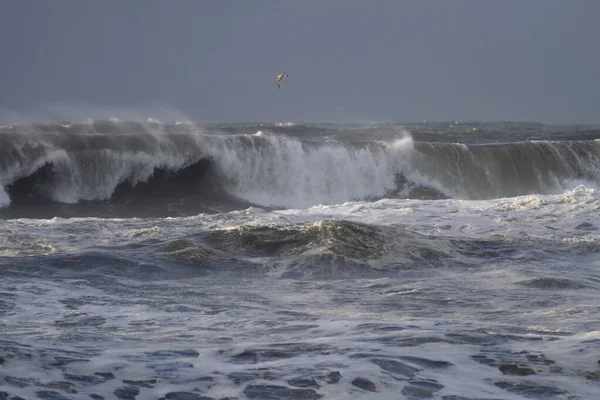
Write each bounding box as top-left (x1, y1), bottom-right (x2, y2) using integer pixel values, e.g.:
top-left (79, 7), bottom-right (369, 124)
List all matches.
top-left (0, 120), bottom-right (599, 399)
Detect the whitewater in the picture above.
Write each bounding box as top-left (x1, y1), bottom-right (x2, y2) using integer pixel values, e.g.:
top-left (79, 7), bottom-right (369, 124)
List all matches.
top-left (1, 121), bottom-right (599, 399)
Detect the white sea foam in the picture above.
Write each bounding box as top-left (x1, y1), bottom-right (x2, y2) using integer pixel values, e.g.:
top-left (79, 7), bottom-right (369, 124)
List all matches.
top-left (210, 134), bottom-right (414, 208)
top-left (3, 123), bottom-right (600, 398)
top-left (1, 187), bottom-right (599, 398)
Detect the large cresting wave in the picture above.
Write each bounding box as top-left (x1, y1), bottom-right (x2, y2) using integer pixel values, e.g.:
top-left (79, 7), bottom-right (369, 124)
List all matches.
top-left (1, 121), bottom-right (600, 218)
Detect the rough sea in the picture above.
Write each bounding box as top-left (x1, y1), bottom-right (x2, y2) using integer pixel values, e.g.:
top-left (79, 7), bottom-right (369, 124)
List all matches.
top-left (1, 120), bottom-right (599, 400)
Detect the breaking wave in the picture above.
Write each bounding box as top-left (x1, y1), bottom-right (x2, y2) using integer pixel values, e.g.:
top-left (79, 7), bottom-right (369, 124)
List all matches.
top-left (1, 121), bottom-right (600, 218)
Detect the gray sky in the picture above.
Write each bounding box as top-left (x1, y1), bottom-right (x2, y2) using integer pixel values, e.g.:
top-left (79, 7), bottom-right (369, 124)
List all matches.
top-left (1, 0), bottom-right (599, 123)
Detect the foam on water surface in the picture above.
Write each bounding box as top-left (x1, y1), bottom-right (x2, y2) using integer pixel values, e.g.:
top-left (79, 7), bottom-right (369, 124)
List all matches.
top-left (1, 188), bottom-right (600, 398)
top-left (3, 122), bottom-right (600, 398)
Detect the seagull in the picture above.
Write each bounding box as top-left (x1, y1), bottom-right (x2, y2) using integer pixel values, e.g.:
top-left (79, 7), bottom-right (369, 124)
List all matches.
top-left (276, 71), bottom-right (288, 89)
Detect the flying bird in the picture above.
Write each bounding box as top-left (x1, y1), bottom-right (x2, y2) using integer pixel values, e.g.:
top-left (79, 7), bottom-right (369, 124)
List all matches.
top-left (276, 71), bottom-right (288, 89)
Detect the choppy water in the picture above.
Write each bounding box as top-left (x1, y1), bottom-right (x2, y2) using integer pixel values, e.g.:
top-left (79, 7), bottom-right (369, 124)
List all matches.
top-left (1, 121), bottom-right (599, 399)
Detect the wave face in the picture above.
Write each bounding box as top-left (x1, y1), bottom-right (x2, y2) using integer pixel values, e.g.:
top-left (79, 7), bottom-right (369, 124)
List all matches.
top-left (411, 140), bottom-right (600, 199)
top-left (1, 121), bottom-right (600, 218)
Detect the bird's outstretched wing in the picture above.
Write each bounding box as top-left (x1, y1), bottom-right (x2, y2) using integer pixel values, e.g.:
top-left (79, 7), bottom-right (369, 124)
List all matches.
top-left (276, 72), bottom-right (287, 89)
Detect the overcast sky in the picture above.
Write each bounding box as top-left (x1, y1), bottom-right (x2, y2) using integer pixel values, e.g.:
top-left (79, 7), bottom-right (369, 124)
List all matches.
top-left (1, 0), bottom-right (599, 123)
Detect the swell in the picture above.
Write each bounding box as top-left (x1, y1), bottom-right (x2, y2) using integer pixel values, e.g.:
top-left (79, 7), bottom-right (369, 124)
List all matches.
top-left (1, 124), bottom-right (600, 218)
top-left (155, 219), bottom-right (581, 279)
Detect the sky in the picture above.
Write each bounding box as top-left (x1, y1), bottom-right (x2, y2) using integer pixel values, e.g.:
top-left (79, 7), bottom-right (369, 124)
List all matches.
top-left (0, 0), bottom-right (599, 124)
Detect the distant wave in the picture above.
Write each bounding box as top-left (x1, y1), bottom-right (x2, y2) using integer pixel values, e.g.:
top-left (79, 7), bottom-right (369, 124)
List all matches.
top-left (1, 121), bottom-right (600, 218)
